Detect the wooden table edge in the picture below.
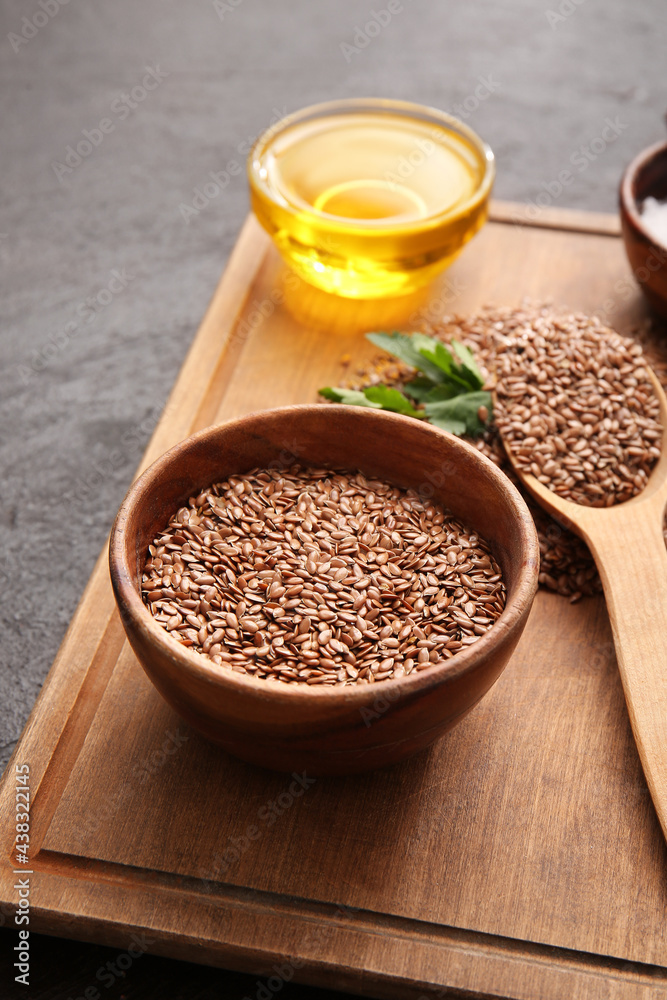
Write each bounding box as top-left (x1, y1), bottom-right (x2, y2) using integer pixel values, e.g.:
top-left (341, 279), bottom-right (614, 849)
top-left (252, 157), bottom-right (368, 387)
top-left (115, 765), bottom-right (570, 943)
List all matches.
top-left (13, 860), bottom-right (667, 999)
top-left (489, 199), bottom-right (621, 236)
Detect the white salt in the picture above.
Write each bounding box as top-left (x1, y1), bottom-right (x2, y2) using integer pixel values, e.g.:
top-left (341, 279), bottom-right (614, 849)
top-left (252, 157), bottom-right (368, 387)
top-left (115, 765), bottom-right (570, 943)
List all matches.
top-left (640, 196), bottom-right (667, 248)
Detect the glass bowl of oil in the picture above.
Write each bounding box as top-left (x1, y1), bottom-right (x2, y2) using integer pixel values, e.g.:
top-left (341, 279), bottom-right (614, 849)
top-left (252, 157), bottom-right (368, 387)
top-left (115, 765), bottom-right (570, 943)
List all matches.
top-left (248, 98), bottom-right (495, 299)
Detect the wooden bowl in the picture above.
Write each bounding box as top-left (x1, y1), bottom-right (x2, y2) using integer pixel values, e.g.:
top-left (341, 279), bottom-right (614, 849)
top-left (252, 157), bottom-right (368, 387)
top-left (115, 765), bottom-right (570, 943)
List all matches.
top-left (620, 140), bottom-right (667, 318)
top-left (109, 405), bottom-right (539, 775)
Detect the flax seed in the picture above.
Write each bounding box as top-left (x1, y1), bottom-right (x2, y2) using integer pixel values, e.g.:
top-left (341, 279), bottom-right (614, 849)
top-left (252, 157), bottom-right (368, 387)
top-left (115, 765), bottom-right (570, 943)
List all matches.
top-left (407, 304), bottom-right (667, 600)
top-left (494, 313), bottom-right (661, 511)
top-left (143, 464), bottom-right (506, 684)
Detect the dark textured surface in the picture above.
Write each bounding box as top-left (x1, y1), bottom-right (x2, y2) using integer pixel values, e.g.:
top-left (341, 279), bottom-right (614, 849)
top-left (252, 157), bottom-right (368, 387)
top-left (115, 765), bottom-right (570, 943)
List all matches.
top-left (1, 0), bottom-right (666, 996)
top-left (0, 929), bottom-right (349, 999)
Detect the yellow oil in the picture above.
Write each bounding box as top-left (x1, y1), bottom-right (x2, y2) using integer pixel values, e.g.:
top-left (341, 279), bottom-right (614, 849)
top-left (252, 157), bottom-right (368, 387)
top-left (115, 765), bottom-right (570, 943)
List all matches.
top-left (249, 107), bottom-right (493, 298)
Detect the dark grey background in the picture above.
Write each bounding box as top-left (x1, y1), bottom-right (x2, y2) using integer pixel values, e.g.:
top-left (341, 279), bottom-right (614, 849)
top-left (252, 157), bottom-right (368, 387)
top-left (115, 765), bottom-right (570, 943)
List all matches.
top-left (1, 0), bottom-right (666, 996)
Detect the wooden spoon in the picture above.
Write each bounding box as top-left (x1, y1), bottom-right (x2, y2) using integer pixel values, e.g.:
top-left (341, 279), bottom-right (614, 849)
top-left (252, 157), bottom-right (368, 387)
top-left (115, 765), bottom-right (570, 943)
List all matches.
top-left (501, 370), bottom-right (667, 841)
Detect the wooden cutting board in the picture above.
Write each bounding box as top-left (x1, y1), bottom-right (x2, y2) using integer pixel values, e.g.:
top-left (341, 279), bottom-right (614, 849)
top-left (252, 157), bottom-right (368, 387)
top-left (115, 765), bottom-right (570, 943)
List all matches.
top-left (2, 203), bottom-right (667, 1000)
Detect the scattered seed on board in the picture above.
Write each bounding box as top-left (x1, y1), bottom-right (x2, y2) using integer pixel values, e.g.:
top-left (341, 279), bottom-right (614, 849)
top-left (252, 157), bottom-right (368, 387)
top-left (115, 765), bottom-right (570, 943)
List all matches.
top-left (142, 465), bottom-right (506, 685)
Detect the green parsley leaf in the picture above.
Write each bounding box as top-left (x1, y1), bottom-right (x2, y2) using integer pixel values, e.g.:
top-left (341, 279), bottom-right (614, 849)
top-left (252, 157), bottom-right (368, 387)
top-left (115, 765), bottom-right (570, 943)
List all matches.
top-left (417, 383), bottom-right (466, 403)
top-left (319, 385), bottom-right (424, 418)
top-left (450, 339), bottom-right (484, 388)
top-left (417, 343), bottom-right (473, 392)
top-left (367, 330), bottom-right (484, 395)
top-left (423, 390), bottom-right (493, 437)
top-left (402, 375), bottom-right (445, 402)
top-left (363, 385), bottom-right (425, 417)
top-left (320, 333), bottom-right (490, 438)
top-left (319, 387), bottom-right (383, 408)
top-left (365, 331), bottom-right (444, 383)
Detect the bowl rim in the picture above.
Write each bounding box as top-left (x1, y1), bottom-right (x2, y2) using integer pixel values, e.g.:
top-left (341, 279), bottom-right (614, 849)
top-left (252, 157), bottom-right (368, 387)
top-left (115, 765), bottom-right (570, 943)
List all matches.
top-left (109, 405), bottom-right (539, 706)
top-left (247, 97), bottom-right (496, 236)
top-left (619, 138), bottom-right (667, 250)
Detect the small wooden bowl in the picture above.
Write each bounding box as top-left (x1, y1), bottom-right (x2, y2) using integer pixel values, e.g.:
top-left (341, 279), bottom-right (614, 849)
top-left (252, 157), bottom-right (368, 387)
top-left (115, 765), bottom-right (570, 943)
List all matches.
top-left (620, 140), bottom-right (667, 318)
top-left (109, 406), bottom-right (539, 775)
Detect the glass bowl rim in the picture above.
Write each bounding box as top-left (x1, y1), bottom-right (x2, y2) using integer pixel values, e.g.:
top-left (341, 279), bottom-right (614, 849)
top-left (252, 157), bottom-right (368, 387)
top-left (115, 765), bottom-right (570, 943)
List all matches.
top-left (247, 96), bottom-right (495, 235)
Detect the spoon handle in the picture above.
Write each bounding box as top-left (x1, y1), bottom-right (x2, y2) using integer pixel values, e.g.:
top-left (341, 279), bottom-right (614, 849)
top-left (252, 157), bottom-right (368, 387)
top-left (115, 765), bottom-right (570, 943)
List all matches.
top-left (580, 502), bottom-right (667, 840)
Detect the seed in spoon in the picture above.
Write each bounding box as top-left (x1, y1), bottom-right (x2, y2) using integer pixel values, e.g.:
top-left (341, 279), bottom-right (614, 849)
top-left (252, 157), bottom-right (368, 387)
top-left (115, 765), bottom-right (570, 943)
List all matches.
top-left (494, 316), bottom-right (662, 508)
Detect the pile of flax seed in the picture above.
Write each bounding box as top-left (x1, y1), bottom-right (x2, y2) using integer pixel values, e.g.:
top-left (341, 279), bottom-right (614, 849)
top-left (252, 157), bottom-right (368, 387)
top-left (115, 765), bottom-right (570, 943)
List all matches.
top-left (354, 304), bottom-right (667, 601)
top-left (142, 467), bottom-right (506, 684)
